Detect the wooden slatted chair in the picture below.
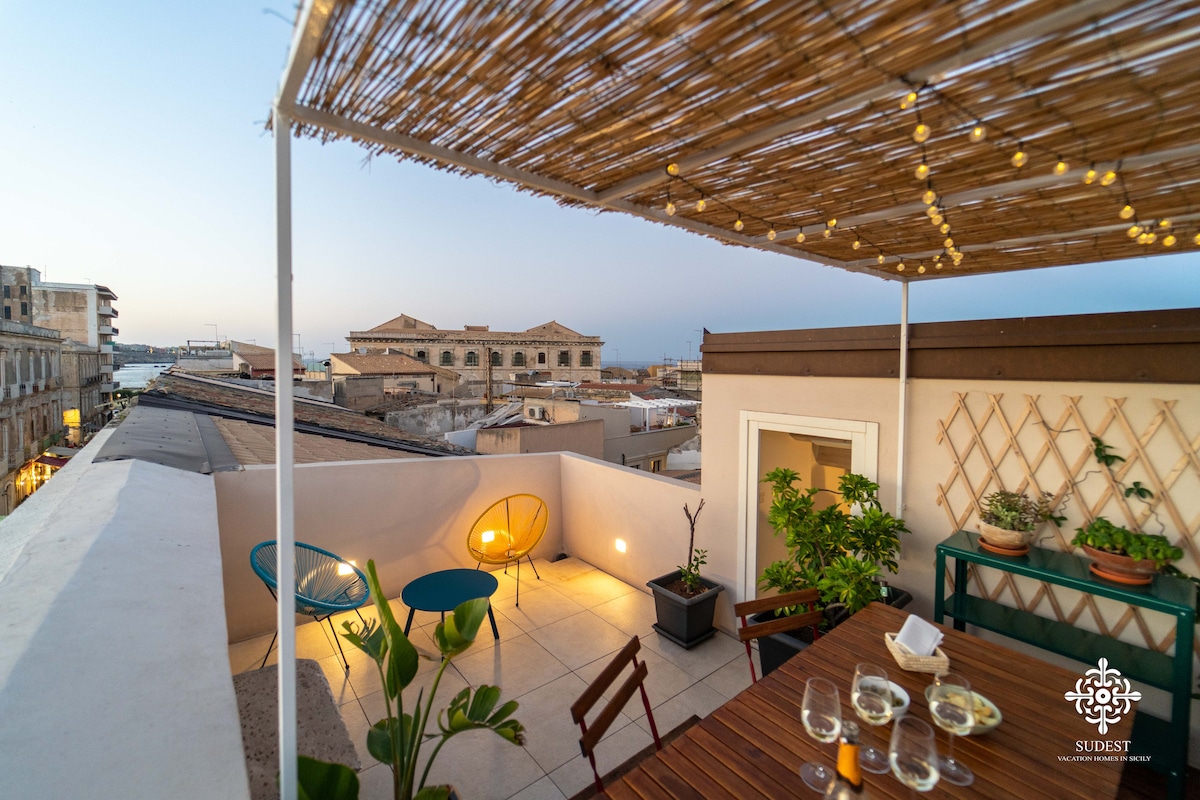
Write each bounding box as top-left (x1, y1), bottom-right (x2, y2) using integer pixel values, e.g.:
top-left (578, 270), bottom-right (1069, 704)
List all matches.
top-left (570, 636), bottom-right (663, 796)
top-left (734, 588), bottom-right (823, 683)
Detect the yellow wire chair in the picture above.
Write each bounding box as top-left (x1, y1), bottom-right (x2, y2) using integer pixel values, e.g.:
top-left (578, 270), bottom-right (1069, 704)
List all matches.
top-left (467, 494), bottom-right (548, 606)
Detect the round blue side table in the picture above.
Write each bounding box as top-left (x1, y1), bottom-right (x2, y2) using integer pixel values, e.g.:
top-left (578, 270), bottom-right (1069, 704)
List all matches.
top-left (401, 568), bottom-right (500, 639)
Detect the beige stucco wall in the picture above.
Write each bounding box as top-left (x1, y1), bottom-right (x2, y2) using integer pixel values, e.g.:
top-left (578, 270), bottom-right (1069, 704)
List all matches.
top-left (476, 418), bottom-right (605, 459)
top-left (216, 453), bottom-right (564, 642)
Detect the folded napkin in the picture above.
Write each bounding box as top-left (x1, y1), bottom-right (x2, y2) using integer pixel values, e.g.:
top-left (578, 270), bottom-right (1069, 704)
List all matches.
top-left (894, 614), bottom-right (944, 657)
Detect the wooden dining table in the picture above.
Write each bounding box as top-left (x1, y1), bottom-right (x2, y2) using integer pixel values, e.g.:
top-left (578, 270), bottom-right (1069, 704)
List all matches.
top-left (605, 602), bottom-right (1132, 799)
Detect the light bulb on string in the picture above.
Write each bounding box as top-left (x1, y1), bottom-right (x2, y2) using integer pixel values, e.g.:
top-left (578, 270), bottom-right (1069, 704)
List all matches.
top-left (852, 238), bottom-right (861, 250)
top-left (1194, 233), bottom-right (1200, 246)
top-left (822, 227), bottom-right (832, 239)
top-left (1083, 167), bottom-right (1097, 185)
top-left (925, 205), bottom-right (939, 218)
top-left (1147, 231), bottom-right (1157, 243)
top-left (1138, 232), bottom-right (1149, 244)
top-left (1101, 170), bottom-right (1117, 186)
top-left (939, 223), bottom-right (950, 235)
top-left (695, 197), bottom-right (706, 212)
top-left (897, 262), bottom-right (905, 272)
top-left (915, 163), bottom-right (930, 180)
top-left (1053, 159), bottom-right (1068, 176)
top-left (666, 163), bottom-right (680, 177)
top-left (877, 254), bottom-right (885, 265)
top-left (1160, 219), bottom-right (1172, 228)
top-left (968, 124), bottom-right (986, 143)
top-left (944, 237), bottom-right (954, 249)
top-left (912, 123), bottom-right (931, 144)
top-left (918, 264), bottom-right (926, 274)
top-left (922, 188), bottom-right (936, 205)
top-left (1011, 148), bottom-right (1027, 168)
top-left (734, 218), bottom-right (744, 232)
top-left (1119, 204), bottom-right (1135, 220)
top-left (665, 201), bottom-right (676, 216)
top-left (827, 218), bottom-right (837, 229)
top-left (1163, 234), bottom-right (1177, 247)
top-left (795, 232), bottom-right (806, 244)
top-left (1127, 225), bottom-right (1141, 238)
top-left (936, 260), bottom-right (944, 269)
top-left (931, 214), bottom-right (944, 226)
top-left (767, 228), bottom-right (777, 241)
top-left (900, 91), bottom-right (917, 110)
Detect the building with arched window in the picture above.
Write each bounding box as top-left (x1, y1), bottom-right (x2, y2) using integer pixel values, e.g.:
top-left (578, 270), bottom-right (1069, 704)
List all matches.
top-left (347, 314), bottom-right (603, 388)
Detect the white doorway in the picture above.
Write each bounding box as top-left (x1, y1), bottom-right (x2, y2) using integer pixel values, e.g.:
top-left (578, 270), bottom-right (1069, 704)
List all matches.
top-left (736, 411), bottom-right (879, 602)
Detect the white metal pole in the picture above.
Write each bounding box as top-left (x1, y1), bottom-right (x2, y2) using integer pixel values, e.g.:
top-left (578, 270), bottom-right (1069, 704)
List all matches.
top-left (273, 106), bottom-right (298, 800)
top-left (896, 282), bottom-right (910, 516)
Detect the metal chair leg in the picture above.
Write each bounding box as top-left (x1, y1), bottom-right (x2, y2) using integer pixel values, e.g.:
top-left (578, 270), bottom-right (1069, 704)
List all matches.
top-left (326, 615), bottom-right (350, 671)
top-left (260, 630), bottom-right (278, 669)
top-left (526, 553), bottom-right (541, 580)
top-left (515, 556), bottom-right (521, 607)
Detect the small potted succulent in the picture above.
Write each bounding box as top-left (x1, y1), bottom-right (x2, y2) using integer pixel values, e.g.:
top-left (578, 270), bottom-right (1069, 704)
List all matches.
top-left (978, 489), bottom-right (1062, 553)
top-left (648, 500), bottom-right (724, 649)
top-left (1072, 517), bottom-right (1182, 584)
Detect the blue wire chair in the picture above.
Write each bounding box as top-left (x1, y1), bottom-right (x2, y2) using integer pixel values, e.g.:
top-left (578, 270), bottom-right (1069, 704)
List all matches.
top-left (249, 540), bottom-right (370, 671)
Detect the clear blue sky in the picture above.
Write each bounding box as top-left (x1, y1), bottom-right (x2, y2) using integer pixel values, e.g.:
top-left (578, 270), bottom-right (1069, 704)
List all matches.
top-left (2, 2), bottom-right (1197, 363)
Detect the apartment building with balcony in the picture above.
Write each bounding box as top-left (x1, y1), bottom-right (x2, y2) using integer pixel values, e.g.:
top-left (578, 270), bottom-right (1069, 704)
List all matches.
top-left (0, 317), bottom-right (65, 515)
top-left (0, 265), bottom-right (119, 427)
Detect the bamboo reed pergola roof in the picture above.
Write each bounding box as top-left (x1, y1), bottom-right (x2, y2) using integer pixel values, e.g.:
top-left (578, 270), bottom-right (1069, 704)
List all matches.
top-left (278, 0), bottom-right (1200, 281)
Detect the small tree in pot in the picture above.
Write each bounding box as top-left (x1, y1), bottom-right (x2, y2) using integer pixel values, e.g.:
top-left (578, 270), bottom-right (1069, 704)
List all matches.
top-left (648, 499), bottom-right (725, 649)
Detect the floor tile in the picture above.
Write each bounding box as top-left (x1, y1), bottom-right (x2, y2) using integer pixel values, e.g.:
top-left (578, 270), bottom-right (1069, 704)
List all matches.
top-left (702, 649), bottom-right (757, 699)
top-left (548, 721), bottom-right (651, 798)
top-left (419, 725), bottom-right (547, 800)
top-left (533, 557), bottom-right (595, 584)
top-left (636, 681), bottom-right (726, 737)
top-left (493, 585), bottom-right (588, 633)
top-left (507, 672), bottom-right (595, 773)
top-left (506, 775), bottom-right (567, 800)
top-left (356, 764), bottom-right (394, 800)
top-left (640, 628), bottom-right (744, 681)
top-left (526, 611), bottom-right (631, 671)
top-left (590, 590), bottom-right (657, 638)
top-left (453, 633), bottom-right (570, 700)
top-left (549, 570), bottom-right (636, 610)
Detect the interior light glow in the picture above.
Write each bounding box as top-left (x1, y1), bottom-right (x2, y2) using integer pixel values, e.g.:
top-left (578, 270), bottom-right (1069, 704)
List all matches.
top-left (615, 539), bottom-right (627, 553)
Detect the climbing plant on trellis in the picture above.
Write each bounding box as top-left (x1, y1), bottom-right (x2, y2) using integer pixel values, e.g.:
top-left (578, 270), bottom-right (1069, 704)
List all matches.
top-left (935, 392), bottom-right (1200, 656)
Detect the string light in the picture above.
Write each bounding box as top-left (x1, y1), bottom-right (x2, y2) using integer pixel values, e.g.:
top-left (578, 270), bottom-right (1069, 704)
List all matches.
top-left (925, 206), bottom-right (939, 218)
top-left (897, 262), bottom-right (906, 271)
top-left (877, 254), bottom-right (885, 264)
top-left (939, 223), bottom-right (950, 235)
top-left (734, 218), bottom-right (744, 232)
top-left (968, 124), bottom-right (986, 143)
top-left (912, 123), bottom-right (931, 143)
top-left (1159, 219), bottom-right (1171, 228)
top-left (921, 189), bottom-right (936, 205)
top-left (852, 238), bottom-right (861, 250)
top-left (1101, 170), bottom-right (1117, 186)
top-left (1127, 225), bottom-right (1141, 238)
top-left (1053, 159), bottom-right (1068, 175)
top-left (767, 228), bottom-right (777, 241)
top-left (1194, 233), bottom-right (1200, 245)
top-left (944, 237), bottom-right (954, 248)
top-left (827, 218), bottom-right (837, 229)
top-left (931, 213), bottom-right (944, 226)
top-left (666, 163), bottom-right (680, 177)
top-left (796, 232), bottom-right (806, 243)
top-left (936, 260), bottom-right (944, 269)
top-left (1119, 204), bottom-right (1135, 220)
top-left (900, 91), bottom-right (918, 110)
top-left (695, 197), bottom-right (707, 212)
top-left (1163, 233), bottom-right (1177, 247)
top-left (1011, 147), bottom-right (1027, 168)
top-left (915, 163), bottom-right (930, 180)
top-left (665, 201), bottom-right (676, 216)
top-left (917, 264), bottom-right (926, 274)
top-left (1083, 167), bottom-right (1097, 185)
top-left (822, 227), bottom-right (832, 239)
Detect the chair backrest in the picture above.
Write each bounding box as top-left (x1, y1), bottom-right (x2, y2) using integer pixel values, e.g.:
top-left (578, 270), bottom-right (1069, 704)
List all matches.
top-left (467, 494), bottom-right (549, 565)
top-left (250, 540), bottom-right (370, 616)
top-left (733, 588), bottom-right (823, 683)
top-left (570, 636), bottom-right (662, 794)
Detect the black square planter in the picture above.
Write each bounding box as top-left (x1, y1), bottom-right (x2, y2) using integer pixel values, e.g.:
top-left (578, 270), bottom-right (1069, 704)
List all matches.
top-left (647, 570), bottom-right (724, 649)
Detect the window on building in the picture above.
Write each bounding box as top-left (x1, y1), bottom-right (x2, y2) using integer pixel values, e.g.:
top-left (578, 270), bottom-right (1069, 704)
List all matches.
top-left (651, 458), bottom-right (663, 473)
top-left (19, 302), bottom-right (27, 317)
top-left (2, 286), bottom-right (8, 299)
top-left (440, 351), bottom-right (454, 366)
top-left (465, 351), bottom-right (479, 366)
top-left (512, 351), bottom-right (525, 367)
top-left (557, 351), bottom-right (570, 367)
top-left (490, 351), bottom-right (502, 366)
top-left (537, 352), bottom-right (546, 365)
top-left (580, 351), bottom-right (593, 367)
top-left (415, 350), bottom-right (427, 362)
top-left (3, 307), bottom-right (9, 320)
top-left (19, 285), bottom-right (26, 297)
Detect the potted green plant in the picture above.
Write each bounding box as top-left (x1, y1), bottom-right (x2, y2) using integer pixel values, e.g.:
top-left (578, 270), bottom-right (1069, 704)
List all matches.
top-left (1072, 517), bottom-right (1182, 585)
top-left (755, 469), bottom-right (910, 674)
top-left (978, 489), bottom-right (1063, 553)
top-left (648, 500), bottom-right (724, 649)
top-left (303, 560), bottom-right (526, 800)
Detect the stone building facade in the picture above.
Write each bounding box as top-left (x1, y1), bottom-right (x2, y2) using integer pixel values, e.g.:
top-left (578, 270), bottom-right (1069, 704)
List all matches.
top-left (346, 315), bottom-right (603, 388)
top-left (0, 318), bottom-right (65, 515)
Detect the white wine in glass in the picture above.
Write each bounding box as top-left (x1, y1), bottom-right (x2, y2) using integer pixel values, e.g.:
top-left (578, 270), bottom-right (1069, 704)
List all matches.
top-left (850, 663), bottom-right (893, 774)
top-left (889, 716), bottom-right (940, 795)
top-left (800, 677), bottom-right (842, 792)
top-left (928, 672), bottom-right (975, 786)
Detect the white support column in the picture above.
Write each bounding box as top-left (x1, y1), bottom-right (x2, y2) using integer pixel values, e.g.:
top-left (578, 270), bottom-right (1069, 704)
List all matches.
top-left (273, 105), bottom-right (298, 800)
top-left (896, 282), bottom-right (910, 516)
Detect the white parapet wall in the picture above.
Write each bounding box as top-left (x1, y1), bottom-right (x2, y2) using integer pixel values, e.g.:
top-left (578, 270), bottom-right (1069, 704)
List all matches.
top-left (0, 434), bottom-right (249, 800)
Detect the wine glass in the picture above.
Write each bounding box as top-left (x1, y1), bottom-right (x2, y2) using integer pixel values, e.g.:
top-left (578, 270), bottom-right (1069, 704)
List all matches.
top-left (889, 716), bottom-right (940, 795)
top-left (800, 676), bottom-right (842, 793)
top-left (850, 663), bottom-right (893, 773)
top-left (927, 672), bottom-right (975, 786)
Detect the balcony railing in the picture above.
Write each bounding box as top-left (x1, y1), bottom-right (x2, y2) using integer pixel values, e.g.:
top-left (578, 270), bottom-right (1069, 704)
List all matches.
top-left (100, 344), bottom-right (114, 355)
top-left (101, 382), bottom-right (116, 394)
top-left (98, 305), bottom-right (118, 317)
top-left (99, 363), bottom-right (113, 374)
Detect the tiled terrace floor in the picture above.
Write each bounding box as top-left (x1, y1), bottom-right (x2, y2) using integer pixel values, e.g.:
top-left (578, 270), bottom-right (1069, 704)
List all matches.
top-left (228, 558), bottom-right (759, 800)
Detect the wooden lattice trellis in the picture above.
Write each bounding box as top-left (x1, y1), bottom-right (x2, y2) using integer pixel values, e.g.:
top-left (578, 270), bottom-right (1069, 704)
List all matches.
top-left (935, 393), bottom-right (1200, 657)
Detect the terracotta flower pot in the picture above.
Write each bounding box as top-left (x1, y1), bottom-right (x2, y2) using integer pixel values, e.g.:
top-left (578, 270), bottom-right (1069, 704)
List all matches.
top-left (978, 521), bottom-right (1034, 549)
top-left (1081, 544), bottom-right (1164, 581)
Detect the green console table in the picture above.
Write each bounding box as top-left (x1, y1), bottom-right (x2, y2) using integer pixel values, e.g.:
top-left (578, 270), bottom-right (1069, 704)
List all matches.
top-left (935, 530), bottom-right (1195, 798)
